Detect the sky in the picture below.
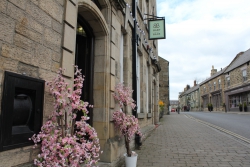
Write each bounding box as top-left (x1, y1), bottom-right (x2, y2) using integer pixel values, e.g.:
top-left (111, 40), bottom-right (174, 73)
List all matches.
top-left (157, 0), bottom-right (250, 100)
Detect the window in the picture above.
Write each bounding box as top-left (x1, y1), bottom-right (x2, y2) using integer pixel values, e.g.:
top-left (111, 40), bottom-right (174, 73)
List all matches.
top-left (136, 54), bottom-right (140, 113)
top-left (228, 94), bottom-right (248, 108)
top-left (209, 82), bottom-right (211, 92)
top-left (248, 93), bottom-right (250, 105)
top-left (202, 96), bottom-right (208, 108)
top-left (120, 33), bottom-right (124, 82)
top-left (214, 81), bottom-right (216, 90)
top-left (143, 1), bottom-right (148, 25)
top-left (227, 77), bottom-right (230, 87)
top-left (243, 69), bottom-right (247, 82)
top-left (146, 66), bottom-right (149, 113)
top-left (218, 79), bottom-right (221, 89)
top-left (204, 86), bottom-right (206, 93)
top-left (0, 72), bottom-right (44, 151)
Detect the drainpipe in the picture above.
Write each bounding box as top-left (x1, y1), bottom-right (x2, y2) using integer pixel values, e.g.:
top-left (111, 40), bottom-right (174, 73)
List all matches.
top-left (132, 0), bottom-right (142, 149)
top-left (132, 0), bottom-right (137, 117)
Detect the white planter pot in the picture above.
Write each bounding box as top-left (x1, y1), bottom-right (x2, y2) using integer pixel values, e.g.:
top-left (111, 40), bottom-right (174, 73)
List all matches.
top-left (124, 153), bottom-right (138, 167)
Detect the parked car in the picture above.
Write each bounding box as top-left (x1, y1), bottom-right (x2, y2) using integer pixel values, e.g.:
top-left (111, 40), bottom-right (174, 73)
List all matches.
top-left (171, 108), bottom-right (176, 112)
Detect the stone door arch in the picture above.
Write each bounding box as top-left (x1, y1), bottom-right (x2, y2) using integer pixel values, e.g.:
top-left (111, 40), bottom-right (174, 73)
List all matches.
top-left (77, 0), bottom-right (110, 149)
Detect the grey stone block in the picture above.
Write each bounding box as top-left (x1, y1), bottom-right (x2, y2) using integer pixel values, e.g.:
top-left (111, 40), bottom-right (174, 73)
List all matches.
top-left (0, 14), bottom-right (15, 44)
top-left (40, 0), bottom-right (63, 23)
top-left (9, 0), bottom-right (28, 10)
top-left (26, 1), bottom-right (52, 27)
top-left (18, 62), bottom-right (39, 78)
top-left (0, 0), bottom-right (7, 14)
top-left (16, 21), bottom-right (43, 44)
top-left (52, 19), bottom-right (63, 34)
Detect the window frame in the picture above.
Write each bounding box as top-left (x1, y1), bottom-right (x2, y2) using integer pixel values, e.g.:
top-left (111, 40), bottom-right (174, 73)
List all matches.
top-left (227, 77), bottom-right (230, 87)
top-left (0, 71), bottom-right (44, 151)
top-left (218, 79), bottom-right (221, 89)
top-left (243, 69), bottom-right (247, 82)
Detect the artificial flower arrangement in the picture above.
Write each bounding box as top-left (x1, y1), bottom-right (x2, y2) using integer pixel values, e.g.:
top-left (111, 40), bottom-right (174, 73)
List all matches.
top-left (112, 83), bottom-right (142, 157)
top-left (158, 100), bottom-right (164, 112)
top-left (30, 67), bottom-right (101, 167)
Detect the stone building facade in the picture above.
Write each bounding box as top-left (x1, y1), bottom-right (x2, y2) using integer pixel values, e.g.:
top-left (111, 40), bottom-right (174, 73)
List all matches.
top-left (178, 85), bottom-right (191, 111)
top-left (158, 56), bottom-right (169, 114)
top-left (0, 0), bottom-right (161, 166)
top-left (200, 66), bottom-right (226, 111)
top-left (169, 100), bottom-right (178, 111)
top-left (178, 82), bottom-right (199, 111)
top-left (178, 91), bottom-right (185, 111)
top-left (179, 49), bottom-right (250, 113)
top-left (185, 81), bottom-right (199, 111)
top-left (224, 50), bottom-right (250, 112)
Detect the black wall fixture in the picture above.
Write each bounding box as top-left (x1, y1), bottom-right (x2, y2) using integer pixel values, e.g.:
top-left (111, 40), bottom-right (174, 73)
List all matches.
top-left (0, 71), bottom-right (44, 151)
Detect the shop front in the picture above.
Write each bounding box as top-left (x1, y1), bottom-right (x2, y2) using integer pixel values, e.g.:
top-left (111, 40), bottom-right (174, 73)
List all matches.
top-left (225, 84), bottom-right (250, 111)
top-left (211, 90), bottom-right (222, 111)
top-left (201, 94), bottom-right (209, 110)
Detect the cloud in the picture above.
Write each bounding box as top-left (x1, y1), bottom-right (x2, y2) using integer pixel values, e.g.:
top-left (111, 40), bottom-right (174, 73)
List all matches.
top-left (157, 0), bottom-right (250, 100)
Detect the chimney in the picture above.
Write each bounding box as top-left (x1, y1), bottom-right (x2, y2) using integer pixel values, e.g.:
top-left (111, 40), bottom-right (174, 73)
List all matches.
top-left (211, 65), bottom-right (217, 76)
top-left (194, 80), bottom-right (197, 86)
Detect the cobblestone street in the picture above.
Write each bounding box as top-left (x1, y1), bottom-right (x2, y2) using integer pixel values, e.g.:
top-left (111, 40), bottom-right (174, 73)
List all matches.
top-left (136, 113), bottom-right (250, 167)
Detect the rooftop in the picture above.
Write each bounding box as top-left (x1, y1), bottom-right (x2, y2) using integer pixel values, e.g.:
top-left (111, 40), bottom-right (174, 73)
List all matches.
top-left (224, 49), bottom-right (250, 73)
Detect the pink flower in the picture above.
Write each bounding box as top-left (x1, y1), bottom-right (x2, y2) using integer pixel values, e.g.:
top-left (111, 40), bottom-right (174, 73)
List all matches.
top-left (112, 83), bottom-right (136, 109)
top-left (112, 83), bottom-right (142, 157)
top-left (31, 67), bottom-right (101, 167)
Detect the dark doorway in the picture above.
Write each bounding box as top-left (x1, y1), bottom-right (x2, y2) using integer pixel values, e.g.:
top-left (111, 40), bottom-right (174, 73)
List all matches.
top-left (75, 16), bottom-right (94, 126)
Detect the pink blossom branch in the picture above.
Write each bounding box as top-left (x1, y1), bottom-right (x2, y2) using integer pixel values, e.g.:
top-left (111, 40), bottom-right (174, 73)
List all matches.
top-left (30, 66), bottom-right (101, 166)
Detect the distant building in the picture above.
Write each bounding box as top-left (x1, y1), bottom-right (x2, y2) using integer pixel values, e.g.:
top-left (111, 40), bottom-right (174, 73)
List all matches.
top-left (185, 81), bottom-right (200, 111)
top-left (170, 100), bottom-right (179, 110)
top-left (224, 50), bottom-right (250, 111)
top-left (178, 49), bottom-right (250, 113)
top-left (200, 66), bottom-right (226, 111)
top-left (179, 85), bottom-right (190, 111)
top-left (159, 56), bottom-right (169, 114)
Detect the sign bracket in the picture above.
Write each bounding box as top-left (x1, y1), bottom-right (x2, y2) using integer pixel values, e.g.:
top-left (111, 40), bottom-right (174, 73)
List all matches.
top-left (144, 14), bottom-right (164, 20)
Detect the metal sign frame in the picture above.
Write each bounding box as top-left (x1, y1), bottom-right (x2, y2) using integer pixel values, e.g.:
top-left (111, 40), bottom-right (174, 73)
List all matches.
top-left (148, 19), bottom-right (166, 40)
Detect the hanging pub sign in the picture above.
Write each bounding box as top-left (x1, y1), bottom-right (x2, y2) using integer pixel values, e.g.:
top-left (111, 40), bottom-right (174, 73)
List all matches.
top-left (148, 19), bottom-right (165, 40)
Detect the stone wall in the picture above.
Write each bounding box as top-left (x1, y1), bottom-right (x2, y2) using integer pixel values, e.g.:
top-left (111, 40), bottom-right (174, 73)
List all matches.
top-left (225, 64), bottom-right (250, 90)
top-left (200, 72), bottom-right (226, 111)
top-left (158, 56), bottom-right (169, 114)
top-left (224, 63), bottom-right (250, 111)
top-left (0, 0), bottom-right (65, 166)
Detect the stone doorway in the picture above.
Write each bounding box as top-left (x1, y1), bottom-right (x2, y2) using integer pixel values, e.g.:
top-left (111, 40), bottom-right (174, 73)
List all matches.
top-left (75, 16), bottom-right (94, 126)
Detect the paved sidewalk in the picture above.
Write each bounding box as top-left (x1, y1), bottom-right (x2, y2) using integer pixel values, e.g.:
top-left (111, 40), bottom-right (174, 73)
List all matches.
top-left (136, 113), bottom-right (250, 167)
